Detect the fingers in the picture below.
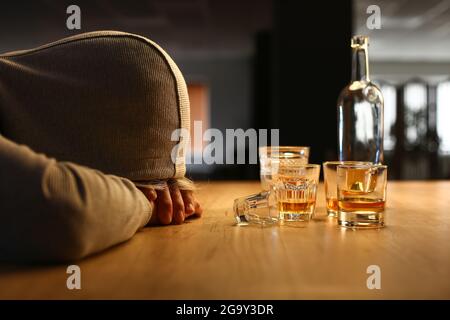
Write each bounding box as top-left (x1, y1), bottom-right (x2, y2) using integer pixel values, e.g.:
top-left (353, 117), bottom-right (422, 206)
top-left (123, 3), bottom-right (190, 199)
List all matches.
top-left (155, 187), bottom-right (173, 225)
top-left (144, 183), bottom-right (202, 226)
top-left (181, 190), bottom-right (203, 218)
top-left (180, 190), bottom-right (195, 217)
top-left (138, 187), bottom-right (157, 202)
top-left (169, 183), bottom-right (185, 225)
top-left (147, 189), bottom-right (157, 202)
top-left (136, 187), bottom-right (159, 226)
top-left (193, 200), bottom-right (203, 217)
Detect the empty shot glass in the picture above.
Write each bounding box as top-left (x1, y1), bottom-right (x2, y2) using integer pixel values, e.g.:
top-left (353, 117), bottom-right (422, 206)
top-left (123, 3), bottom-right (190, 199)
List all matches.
top-left (259, 146), bottom-right (310, 191)
top-left (234, 191), bottom-right (278, 226)
top-left (323, 161), bottom-right (372, 217)
top-left (234, 164), bottom-right (320, 226)
top-left (337, 164), bottom-right (388, 228)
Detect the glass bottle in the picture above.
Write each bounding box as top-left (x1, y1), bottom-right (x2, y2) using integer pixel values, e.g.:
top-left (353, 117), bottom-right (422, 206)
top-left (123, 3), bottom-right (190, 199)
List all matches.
top-left (337, 35), bottom-right (384, 164)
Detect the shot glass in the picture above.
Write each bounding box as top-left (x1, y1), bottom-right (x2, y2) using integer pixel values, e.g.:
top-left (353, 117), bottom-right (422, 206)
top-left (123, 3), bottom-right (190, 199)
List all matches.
top-left (259, 146), bottom-right (310, 191)
top-left (233, 191), bottom-right (278, 226)
top-left (276, 164), bottom-right (320, 226)
top-left (234, 164), bottom-right (320, 226)
top-left (337, 164), bottom-right (388, 228)
top-left (323, 161), bottom-right (372, 217)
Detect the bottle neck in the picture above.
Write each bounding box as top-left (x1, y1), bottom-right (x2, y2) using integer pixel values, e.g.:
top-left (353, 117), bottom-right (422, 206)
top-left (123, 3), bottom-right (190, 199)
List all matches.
top-left (351, 45), bottom-right (370, 82)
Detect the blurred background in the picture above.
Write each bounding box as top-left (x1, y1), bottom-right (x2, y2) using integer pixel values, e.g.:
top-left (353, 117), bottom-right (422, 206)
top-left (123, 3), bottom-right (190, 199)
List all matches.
top-left (1, 0), bottom-right (449, 180)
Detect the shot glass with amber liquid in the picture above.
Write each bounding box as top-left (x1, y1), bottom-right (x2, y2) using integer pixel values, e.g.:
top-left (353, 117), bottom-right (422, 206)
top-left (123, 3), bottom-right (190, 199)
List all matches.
top-left (323, 161), bottom-right (372, 217)
top-left (275, 164), bottom-right (320, 226)
top-left (336, 164), bottom-right (387, 228)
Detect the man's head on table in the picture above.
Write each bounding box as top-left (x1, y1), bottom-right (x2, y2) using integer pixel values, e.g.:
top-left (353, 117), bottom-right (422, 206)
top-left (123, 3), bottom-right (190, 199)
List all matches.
top-left (0, 31), bottom-right (202, 226)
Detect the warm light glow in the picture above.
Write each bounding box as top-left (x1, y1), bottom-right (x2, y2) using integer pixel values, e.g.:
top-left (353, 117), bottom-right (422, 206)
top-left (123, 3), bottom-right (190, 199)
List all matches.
top-left (404, 83), bottom-right (427, 145)
top-left (437, 81), bottom-right (450, 154)
top-left (187, 83), bottom-right (210, 156)
top-left (380, 84), bottom-right (396, 151)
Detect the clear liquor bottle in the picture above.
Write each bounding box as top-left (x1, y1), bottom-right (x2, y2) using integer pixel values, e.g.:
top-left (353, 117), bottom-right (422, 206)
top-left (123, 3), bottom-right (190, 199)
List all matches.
top-left (337, 35), bottom-right (384, 164)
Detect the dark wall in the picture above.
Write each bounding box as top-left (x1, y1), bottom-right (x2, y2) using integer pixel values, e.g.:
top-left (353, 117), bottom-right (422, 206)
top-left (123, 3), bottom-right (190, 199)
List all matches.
top-left (187, 0), bottom-right (354, 180)
top-left (269, 0), bottom-right (353, 165)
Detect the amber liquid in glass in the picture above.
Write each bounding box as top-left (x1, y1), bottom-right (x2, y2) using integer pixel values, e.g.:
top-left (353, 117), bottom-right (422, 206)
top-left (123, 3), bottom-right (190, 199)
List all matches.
top-left (276, 172), bottom-right (318, 224)
top-left (338, 197), bottom-right (385, 228)
top-left (338, 198), bottom-right (385, 212)
top-left (326, 198), bottom-right (339, 217)
top-left (278, 199), bottom-right (315, 222)
top-left (278, 199), bottom-right (315, 213)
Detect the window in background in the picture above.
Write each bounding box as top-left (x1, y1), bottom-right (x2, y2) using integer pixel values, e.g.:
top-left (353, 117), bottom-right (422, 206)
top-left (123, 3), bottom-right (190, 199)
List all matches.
top-left (437, 80), bottom-right (450, 154)
top-left (403, 81), bottom-right (428, 150)
top-left (379, 83), bottom-right (397, 151)
top-left (187, 83), bottom-right (210, 162)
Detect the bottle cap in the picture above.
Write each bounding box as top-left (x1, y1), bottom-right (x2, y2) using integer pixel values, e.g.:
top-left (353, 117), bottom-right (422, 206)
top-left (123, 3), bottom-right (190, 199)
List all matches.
top-left (351, 35), bottom-right (369, 48)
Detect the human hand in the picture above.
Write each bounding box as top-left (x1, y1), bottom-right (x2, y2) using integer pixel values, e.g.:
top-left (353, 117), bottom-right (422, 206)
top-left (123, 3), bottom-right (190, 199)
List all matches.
top-left (138, 183), bottom-right (203, 225)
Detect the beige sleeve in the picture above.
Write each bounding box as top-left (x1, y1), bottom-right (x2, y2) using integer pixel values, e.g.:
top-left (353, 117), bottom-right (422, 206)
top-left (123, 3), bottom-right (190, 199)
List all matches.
top-left (0, 135), bottom-right (153, 263)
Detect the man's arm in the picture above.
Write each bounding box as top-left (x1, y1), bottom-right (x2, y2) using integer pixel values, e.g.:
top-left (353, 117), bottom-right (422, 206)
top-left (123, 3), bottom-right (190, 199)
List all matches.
top-left (0, 135), bottom-right (153, 263)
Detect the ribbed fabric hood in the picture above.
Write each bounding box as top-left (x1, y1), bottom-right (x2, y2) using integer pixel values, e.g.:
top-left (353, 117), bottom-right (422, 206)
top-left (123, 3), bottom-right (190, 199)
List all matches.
top-left (0, 31), bottom-right (190, 181)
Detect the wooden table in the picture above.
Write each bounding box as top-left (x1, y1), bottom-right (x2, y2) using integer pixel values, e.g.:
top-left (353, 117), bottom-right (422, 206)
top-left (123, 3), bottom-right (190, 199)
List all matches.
top-left (0, 181), bottom-right (449, 299)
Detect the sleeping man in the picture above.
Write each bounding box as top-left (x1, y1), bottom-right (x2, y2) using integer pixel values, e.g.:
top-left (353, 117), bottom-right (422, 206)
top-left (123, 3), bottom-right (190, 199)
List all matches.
top-left (0, 31), bottom-right (202, 263)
